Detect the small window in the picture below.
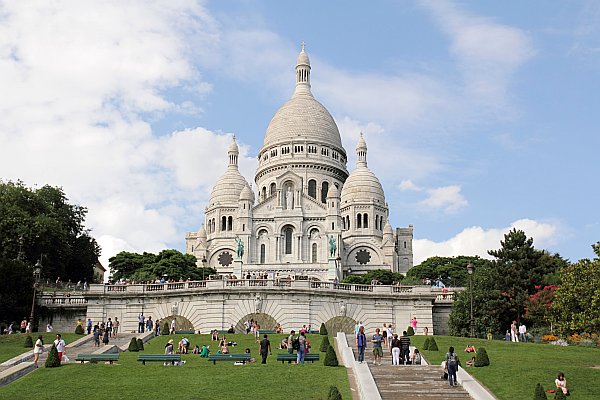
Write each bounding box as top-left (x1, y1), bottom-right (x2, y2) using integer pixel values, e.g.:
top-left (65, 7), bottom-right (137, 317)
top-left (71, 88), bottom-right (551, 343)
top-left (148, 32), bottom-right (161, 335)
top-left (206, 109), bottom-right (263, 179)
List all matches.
top-left (363, 213), bottom-right (368, 228)
top-left (356, 214), bottom-right (362, 229)
top-left (312, 243), bottom-right (318, 263)
top-left (308, 179), bottom-right (317, 198)
top-left (321, 182), bottom-right (329, 203)
top-left (284, 227), bottom-right (293, 254)
top-left (221, 216), bottom-right (227, 231)
top-left (260, 244), bottom-right (266, 264)
top-left (270, 182), bottom-right (276, 196)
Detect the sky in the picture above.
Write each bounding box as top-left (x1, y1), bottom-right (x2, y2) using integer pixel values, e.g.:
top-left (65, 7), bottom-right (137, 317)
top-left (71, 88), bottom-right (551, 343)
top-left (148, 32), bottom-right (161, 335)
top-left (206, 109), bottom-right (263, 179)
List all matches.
top-left (1, 0), bottom-right (599, 271)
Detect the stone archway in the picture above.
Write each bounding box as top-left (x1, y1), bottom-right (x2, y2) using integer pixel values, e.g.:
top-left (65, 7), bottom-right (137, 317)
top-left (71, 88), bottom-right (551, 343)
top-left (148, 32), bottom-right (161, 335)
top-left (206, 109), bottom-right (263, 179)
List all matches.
top-left (160, 315), bottom-right (194, 331)
top-left (324, 316), bottom-right (356, 336)
top-left (235, 313), bottom-right (278, 334)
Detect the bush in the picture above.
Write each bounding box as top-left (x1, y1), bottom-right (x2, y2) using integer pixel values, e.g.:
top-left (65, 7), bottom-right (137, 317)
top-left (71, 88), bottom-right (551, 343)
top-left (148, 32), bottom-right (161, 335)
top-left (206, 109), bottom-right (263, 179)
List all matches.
top-left (474, 347), bottom-right (490, 367)
top-left (534, 383), bottom-right (548, 400)
top-left (162, 321), bottom-right (170, 335)
top-left (423, 337), bottom-right (430, 350)
top-left (320, 336), bottom-right (331, 352)
top-left (428, 337), bottom-right (439, 351)
top-left (45, 344), bottom-right (61, 368)
top-left (554, 390), bottom-right (566, 400)
top-left (24, 335), bottom-right (33, 348)
top-left (328, 385), bottom-right (342, 400)
top-left (75, 324), bottom-right (84, 335)
top-left (407, 326), bottom-right (415, 336)
top-left (137, 338), bottom-right (144, 351)
top-left (128, 337), bottom-right (139, 352)
top-left (320, 323), bottom-right (328, 335)
top-left (324, 345), bottom-right (339, 367)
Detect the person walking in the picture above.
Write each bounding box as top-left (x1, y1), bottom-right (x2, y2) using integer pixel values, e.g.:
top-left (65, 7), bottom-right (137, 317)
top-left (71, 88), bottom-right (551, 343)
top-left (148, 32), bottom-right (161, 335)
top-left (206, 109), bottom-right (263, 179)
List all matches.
top-left (138, 313), bottom-right (145, 334)
top-left (86, 318), bottom-right (92, 334)
top-left (296, 331), bottom-right (307, 364)
top-left (411, 317), bottom-right (418, 334)
top-left (54, 334), bottom-right (66, 363)
top-left (259, 334), bottom-right (272, 364)
top-left (445, 346), bottom-right (460, 387)
top-left (400, 331), bottom-right (411, 365)
top-left (371, 328), bottom-right (384, 365)
top-left (113, 317), bottom-right (119, 338)
top-left (386, 324), bottom-right (394, 354)
top-left (356, 326), bottom-right (367, 363)
top-left (287, 330), bottom-right (296, 354)
top-left (390, 333), bottom-right (401, 365)
top-left (33, 335), bottom-right (44, 368)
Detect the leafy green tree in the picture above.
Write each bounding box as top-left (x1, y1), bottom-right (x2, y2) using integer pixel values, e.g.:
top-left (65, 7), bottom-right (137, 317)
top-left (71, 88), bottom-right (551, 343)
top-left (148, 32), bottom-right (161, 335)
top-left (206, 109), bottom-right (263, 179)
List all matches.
top-left (406, 256), bottom-right (481, 287)
top-left (0, 257), bottom-right (34, 323)
top-left (324, 345), bottom-right (339, 366)
top-left (328, 386), bottom-right (342, 400)
top-left (24, 335), bottom-right (33, 348)
top-left (552, 242), bottom-right (600, 334)
top-left (320, 335), bottom-right (330, 352)
top-left (525, 285), bottom-right (558, 333)
top-left (128, 337), bottom-right (139, 352)
top-left (45, 344), bottom-right (61, 367)
top-left (319, 323), bottom-right (328, 335)
top-left (534, 383), bottom-right (548, 400)
top-left (473, 347), bottom-right (490, 367)
top-left (341, 269), bottom-right (403, 285)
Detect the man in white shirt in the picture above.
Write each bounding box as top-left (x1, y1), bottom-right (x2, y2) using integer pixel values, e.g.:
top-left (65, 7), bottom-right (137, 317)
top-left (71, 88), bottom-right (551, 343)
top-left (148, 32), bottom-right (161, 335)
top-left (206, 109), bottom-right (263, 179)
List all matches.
top-left (54, 334), bottom-right (66, 362)
top-left (518, 323), bottom-right (527, 342)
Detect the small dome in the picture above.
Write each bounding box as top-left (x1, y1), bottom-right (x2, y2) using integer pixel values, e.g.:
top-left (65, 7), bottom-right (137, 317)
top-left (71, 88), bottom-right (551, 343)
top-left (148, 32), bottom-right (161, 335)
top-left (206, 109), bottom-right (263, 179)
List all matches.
top-left (198, 225), bottom-right (207, 239)
top-left (209, 167), bottom-right (249, 207)
top-left (327, 184), bottom-right (339, 198)
top-left (239, 184), bottom-right (254, 202)
top-left (383, 222), bottom-right (393, 235)
top-left (297, 49), bottom-right (310, 67)
top-left (228, 138), bottom-right (239, 154)
top-left (356, 132), bottom-right (367, 151)
top-left (341, 168), bottom-right (386, 204)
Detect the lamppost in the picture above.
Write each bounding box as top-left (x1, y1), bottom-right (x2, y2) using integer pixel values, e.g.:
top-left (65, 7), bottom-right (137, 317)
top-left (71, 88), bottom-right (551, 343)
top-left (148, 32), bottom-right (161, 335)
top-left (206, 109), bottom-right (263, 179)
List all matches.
top-left (467, 262), bottom-right (475, 338)
top-left (201, 257), bottom-right (207, 281)
top-left (29, 259), bottom-right (43, 328)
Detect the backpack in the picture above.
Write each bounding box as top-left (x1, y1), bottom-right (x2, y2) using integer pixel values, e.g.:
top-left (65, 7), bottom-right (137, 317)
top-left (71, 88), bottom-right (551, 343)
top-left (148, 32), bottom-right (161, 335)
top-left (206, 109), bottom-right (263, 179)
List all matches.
top-left (448, 352), bottom-right (458, 365)
top-left (292, 337), bottom-right (300, 350)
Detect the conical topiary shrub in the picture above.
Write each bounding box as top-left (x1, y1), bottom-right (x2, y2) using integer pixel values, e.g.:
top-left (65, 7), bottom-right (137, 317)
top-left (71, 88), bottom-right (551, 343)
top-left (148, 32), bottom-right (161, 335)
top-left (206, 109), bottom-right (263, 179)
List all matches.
top-left (474, 347), bottom-right (490, 367)
top-left (320, 335), bottom-right (331, 352)
top-left (428, 337), bottom-right (439, 351)
top-left (407, 326), bottom-right (415, 336)
top-left (75, 324), bottom-right (84, 335)
top-left (324, 345), bottom-right (339, 367)
top-left (128, 337), bottom-right (139, 352)
top-left (320, 323), bottom-right (328, 335)
top-left (423, 337), bottom-right (431, 350)
top-left (45, 344), bottom-right (61, 368)
top-left (137, 338), bottom-right (144, 351)
top-left (328, 385), bottom-right (342, 400)
top-left (534, 383), bottom-right (548, 400)
top-left (24, 335), bottom-right (33, 348)
top-left (554, 390), bottom-right (566, 400)
top-left (162, 321), bottom-right (170, 335)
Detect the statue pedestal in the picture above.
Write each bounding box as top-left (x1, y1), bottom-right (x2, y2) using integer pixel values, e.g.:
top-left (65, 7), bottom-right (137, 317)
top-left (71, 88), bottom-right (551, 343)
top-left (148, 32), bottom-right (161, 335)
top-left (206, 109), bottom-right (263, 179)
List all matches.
top-left (233, 259), bottom-right (243, 279)
top-left (327, 258), bottom-right (340, 281)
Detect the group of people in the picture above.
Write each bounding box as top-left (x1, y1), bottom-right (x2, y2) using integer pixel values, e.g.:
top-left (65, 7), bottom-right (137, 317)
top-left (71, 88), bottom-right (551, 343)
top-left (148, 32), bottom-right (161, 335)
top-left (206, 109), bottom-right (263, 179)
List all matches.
top-left (355, 322), bottom-right (422, 366)
top-left (507, 320), bottom-right (531, 342)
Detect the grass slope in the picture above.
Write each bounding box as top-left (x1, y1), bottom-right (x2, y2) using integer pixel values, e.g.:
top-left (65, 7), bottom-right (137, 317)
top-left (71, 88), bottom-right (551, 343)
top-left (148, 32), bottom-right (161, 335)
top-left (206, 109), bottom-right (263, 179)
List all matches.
top-left (0, 332), bottom-right (84, 363)
top-left (410, 335), bottom-right (600, 400)
top-left (0, 333), bottom-right (350, 400)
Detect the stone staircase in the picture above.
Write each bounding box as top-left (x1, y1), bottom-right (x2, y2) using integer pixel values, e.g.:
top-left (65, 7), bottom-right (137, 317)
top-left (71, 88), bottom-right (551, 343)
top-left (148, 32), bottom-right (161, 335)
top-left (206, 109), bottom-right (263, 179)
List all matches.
top-left (346, 335), bottom-right (472, 399)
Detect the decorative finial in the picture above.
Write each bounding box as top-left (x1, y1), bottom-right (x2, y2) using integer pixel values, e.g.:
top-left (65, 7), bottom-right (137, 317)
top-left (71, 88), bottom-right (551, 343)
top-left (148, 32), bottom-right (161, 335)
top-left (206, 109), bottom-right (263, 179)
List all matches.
top-left (301, 41), bottom-right (305, 52)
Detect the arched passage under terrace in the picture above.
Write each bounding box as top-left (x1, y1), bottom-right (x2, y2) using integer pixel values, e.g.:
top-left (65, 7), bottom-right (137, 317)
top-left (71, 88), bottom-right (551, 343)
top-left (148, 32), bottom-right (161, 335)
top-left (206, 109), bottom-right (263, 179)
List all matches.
top-left (160, 315), bottom-right (194, 332)
top-left (323, 316), bottom-right (356, 336)
top-left (235, 313), bottom-right (278, 334)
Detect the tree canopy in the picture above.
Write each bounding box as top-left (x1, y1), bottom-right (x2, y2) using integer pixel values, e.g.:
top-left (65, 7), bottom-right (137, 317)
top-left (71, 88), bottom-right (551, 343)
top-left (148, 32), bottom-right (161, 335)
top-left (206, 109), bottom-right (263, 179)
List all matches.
top-left (341, 269), bottom-right (404, 285)
top-left (405, 255), bottom-right (483, 287)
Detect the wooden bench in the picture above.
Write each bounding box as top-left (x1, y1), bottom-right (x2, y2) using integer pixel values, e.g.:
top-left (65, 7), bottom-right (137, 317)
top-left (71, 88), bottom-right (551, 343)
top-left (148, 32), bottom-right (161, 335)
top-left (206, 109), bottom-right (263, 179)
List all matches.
top-left (207, 353), bottom-right (251, 365)
top-left (75, 353), bottom-right (120, 364)
top-left (259, 330), bottom-right (276, 334)
top-left (276, 353), bottom-right (320, 364)
top-left (174, 330), bottom-right (196, 334)
top-left (137, 354), bottom-right (181, 365)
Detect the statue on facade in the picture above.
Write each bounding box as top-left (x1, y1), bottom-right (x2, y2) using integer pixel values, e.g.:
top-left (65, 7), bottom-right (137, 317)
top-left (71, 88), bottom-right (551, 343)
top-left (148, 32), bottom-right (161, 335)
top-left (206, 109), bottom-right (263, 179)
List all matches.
top-left (235, 236), bottom-right (244, 259)
top-left (339, 301), bottom-right (346, 316)
top-left (255, 294), bottom-right (262, 313)
top-left (328, 235), bottom-right (337, 257)
top-left (285, 186), bottom-right (293, 209)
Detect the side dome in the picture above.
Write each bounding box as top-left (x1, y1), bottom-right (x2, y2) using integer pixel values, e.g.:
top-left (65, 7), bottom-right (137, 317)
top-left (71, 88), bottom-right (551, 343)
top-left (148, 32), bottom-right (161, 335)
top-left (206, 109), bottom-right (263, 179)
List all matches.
top-left (327, 183), bottom-right (339, 198)
top-left (383, 222), bottom-right (393, 235)
top-left (340, 133), bottom-right (386, 205)
top-left (239, 184), bottom-right (255, 202)
top-left (208, 137), bottom-right (250, 207)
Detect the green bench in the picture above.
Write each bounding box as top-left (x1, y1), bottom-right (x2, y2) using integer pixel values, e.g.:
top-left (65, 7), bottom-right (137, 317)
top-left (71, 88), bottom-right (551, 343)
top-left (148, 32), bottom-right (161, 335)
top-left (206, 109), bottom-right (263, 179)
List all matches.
top-left (259, 330), bottom-right (276, 334)
top-left (137, 354), bottom-right (181, 365)
top-left (276, 353), bottom-right (320, 364)
top-left (75, 353), bottom-right (119, 364)
top-left (207, 353), bottom-right (251, 365)
top-left (174, 330), bottom-right (196, 334)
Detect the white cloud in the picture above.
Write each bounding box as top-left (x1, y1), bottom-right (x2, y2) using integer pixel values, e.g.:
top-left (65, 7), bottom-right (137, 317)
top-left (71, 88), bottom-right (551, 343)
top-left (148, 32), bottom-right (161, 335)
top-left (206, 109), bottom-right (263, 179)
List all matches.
top-left (419, 185), bottom-right (468, 214)
top-left (399, 180), bottom-right (423, 192)
top-left (413, 218), bottom-right (560, 264)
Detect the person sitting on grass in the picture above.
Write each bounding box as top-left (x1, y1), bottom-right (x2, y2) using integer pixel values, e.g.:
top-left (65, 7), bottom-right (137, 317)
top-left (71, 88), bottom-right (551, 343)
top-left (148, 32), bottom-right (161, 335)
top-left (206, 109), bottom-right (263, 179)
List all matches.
top-left (466, 356), bottom-right (476, 367)
top-left (555, 372), bottom-right (569, 396)
top-left (199, 345), bottom-right (210, 357)
top-left (211, 329), bottom-right (219, 341)
top-left (464, 344), bottom-right (476, 353)
top-left (220, 341), bottom-right (229, 354)
top-left (279, 338), bottom-right (288, 350)
top-left (192, 345), bottom-right (200, 354)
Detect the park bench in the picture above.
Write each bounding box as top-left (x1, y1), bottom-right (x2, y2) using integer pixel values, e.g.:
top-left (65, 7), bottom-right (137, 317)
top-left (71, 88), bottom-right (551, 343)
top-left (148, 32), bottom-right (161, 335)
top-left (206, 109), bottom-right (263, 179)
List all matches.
top-left (174, 330), bottom-right (196, 334)
top-left (75, 353), bottom-right (119, 364)
top-left (259, 330), bottom-right (276, 334)
top-left (137, 354), bottom-right (181, 365)
top-left (276, 353), bottom-right (320, 364)
top-left (207, 353), bottom-right (251, 365)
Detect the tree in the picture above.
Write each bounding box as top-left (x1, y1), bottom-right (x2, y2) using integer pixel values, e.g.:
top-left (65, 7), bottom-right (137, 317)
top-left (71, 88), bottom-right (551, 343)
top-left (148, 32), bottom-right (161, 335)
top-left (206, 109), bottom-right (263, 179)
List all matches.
top-left (24, 335), bottom-right (33, 348)
top-left (320, 335), bottom-right (331, 352)
top-left (473, 347), bottom-right (490, 367)
top-left (406, 256), bottom-right (481, 287)
top-left (525, 285), bottom-right (558, 333)
top-left (341, 269), bottom-right (403, 285)
top-left (328, 386), bottom-right (342, 400)
top-left (319, 323), bottom-right (328, 335)
top-left (45, 344), bottom-right (61, 367)
top-left (0, 257), bottom-right (34, 323)
top-left (552, 242), bottom-right (600, 334)
top-left (75, 324), bottom-right (84, 335)
top-left (324, 345), bottom-right (339, 366)
top-left (128, 337), bottom-right (139, 352)
top-left (534, 383), bottom-right (548, 400)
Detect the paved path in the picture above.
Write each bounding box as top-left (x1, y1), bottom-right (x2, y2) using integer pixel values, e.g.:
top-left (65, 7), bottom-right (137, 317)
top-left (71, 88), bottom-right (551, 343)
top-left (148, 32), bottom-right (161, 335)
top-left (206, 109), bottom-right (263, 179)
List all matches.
top-left (346, 334), bottom-right (472, 400)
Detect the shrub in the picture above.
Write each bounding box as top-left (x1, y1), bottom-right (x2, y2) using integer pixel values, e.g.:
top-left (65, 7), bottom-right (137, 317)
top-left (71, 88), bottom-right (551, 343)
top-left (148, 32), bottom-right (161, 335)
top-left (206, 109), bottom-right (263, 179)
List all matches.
top-left (554, 390), bottom-right (566, 400)
top-left (320, 323), bottom-right (328, 335)
top-left (75, 324), bottom-right (84, 335)
top-left (320, 336), bottom-right (331, 352)
top-left (24, 335), bottom-right (33, 348)
top-left (328, 385), bottom-right (342, 400)
top-left (128, 337), bottom-right (139, 352)
top-left (428, 337), bottom-right (439, 351)
top-left (162, 322), bottom-right (170, 335)
top-left (407, 326), bottom-right (415, 336)
top-left (542, 334), bottom-right (558, 343)
top-left (474, 347), bottom-right (490, 367)
top-left (137, 338), bottom-right (144, 351)
top-left (324, 345), bottom-right (339, 367)
top-left (423, 337), bottom-right (430, 350)
top-left (534, 383), bottom-right (548, 400)
top-left (45, 344), bottom-right (61, 368)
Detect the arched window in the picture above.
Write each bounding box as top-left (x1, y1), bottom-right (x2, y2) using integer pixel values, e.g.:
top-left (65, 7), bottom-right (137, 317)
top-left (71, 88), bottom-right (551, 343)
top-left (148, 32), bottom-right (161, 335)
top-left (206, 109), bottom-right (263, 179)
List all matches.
top-left (308, 179), bottom-right (317, 199)
top-left (221, 216), bottom-right (227, 231)
top-left (227, 216), bottom-right (233, 231)
top-left (284, 227), bottom-right (293, 254)
top-left (346, 215), bottom-right (350, 230)
top-left (342, 218), bottom-right (346, 230)
top-left (260, 244), bottom-right (266, 264)
top-left (261, 187), bottom-right (266, 201)
top-left (363, 213), bottom-right (369, 228)
top-left (356, 213), bottom-right (362, 229)
top-left (321, 181), bottom-right (329, 203)
top-left (312, 243), bottom-right (318, 263)
top-left (375, 215), bottom-right (379, 230)
top-left (270, 182), bottom-right (276, 196)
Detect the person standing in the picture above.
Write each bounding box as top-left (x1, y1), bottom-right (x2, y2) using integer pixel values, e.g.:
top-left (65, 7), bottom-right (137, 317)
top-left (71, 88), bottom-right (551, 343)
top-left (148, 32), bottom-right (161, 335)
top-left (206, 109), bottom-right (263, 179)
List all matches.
top-left (170, 319), bottom-right (176, 334)
top-left (400, 331), bottom-right (411, 365)
top-left (164, 339), bottom-right (174, 366)
top-left (259, 334), bottom-right (272, 364)
top-left (287, 330), bottom-right (296, 354)
top-left (54, 334), bottom-right (66, 363)
top-left (411, 317), bottom-right (418, 334)
top-left (371, 328), bottom-right (384, 365)
top-left (46, 323), bottom-right (53, 332)
top-left (106, 318), bottom-right (113, 337)
top-left (146, 316), bottom-right (153, 333)
top-left (113, 317), bottom-right (119, 338)
top-left (445, 346), bottom-right (460, 387)
top-left (102, 329), bottom-right (110, 346)
top-left (296, 331), bottom-right (307, 364)
top-left (390, 333), bottom-right (401, 365)
top-left (86, 318), bottom-right (92, 334)
top-left (154, 319), bottom-right (161, 336)
top-left (138, 313), bottom-right (145, 334)
top-left (356, 326), bottom-right (367, 364)
top-left (33, 335), bottom-right (44, 368)
top-left (510, 321), bottom-right (518, 342)
top-left (382, 323), bottom-right (388, 347)
top-left (386, 324), bottom-right (394, 354)
top-left (518, 322), bottom-right (527, 342)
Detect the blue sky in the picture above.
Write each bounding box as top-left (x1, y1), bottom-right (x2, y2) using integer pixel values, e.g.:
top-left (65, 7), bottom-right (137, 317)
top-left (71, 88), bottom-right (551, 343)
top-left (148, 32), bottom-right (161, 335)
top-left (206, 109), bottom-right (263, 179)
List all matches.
top-left (1, 0), bottom-right (598, 268)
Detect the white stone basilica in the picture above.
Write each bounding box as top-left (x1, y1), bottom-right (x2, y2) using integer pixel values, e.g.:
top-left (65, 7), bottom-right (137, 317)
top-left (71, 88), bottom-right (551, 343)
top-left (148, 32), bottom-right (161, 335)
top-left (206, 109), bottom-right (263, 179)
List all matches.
top-left (186, 46), bottom-right (413, 280)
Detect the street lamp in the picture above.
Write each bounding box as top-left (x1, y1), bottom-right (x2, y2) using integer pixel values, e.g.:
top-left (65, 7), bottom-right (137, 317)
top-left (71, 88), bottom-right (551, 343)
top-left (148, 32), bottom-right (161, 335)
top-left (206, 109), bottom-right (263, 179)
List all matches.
top-left (29, 259), bottom-right (43, 328)
top-left (201, 257), bottom-right (207, 281)
top-left (467, 262), bottom-right (475, 338)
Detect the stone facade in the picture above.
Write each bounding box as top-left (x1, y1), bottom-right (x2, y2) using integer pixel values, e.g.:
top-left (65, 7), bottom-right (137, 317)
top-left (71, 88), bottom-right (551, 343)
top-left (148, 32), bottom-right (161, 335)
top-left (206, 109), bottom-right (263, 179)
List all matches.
top-left (186, 45), bottom-right (413, 280)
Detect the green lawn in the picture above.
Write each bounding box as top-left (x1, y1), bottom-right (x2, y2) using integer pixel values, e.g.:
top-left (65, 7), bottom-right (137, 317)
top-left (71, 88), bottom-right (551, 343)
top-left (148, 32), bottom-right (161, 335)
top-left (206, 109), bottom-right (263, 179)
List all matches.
top-left (0, 332), bottom-right (84, 363)
top-left (410, 335), bottom-right (600, 400)
top-left (0, 333), bottom-right (350, 400)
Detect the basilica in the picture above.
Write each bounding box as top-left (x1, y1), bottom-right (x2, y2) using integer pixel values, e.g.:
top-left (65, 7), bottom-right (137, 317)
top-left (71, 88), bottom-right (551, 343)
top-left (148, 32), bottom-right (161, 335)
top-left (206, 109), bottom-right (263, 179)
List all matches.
top-left (185, 46), bottom-right (413, 280)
